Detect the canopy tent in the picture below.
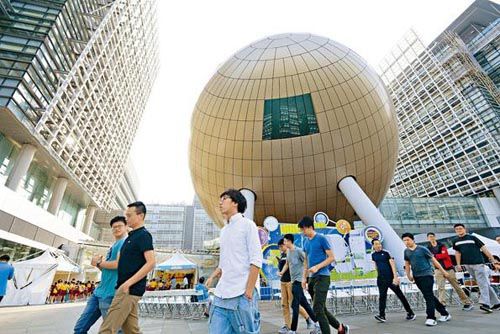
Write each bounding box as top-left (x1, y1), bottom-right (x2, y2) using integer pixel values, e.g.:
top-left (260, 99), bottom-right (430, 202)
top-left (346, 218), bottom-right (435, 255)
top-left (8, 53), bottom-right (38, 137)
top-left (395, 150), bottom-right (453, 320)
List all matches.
top-left (0, 250), bottom-right (80, 306)
top-left (156, 252), bottom-right (197, 271)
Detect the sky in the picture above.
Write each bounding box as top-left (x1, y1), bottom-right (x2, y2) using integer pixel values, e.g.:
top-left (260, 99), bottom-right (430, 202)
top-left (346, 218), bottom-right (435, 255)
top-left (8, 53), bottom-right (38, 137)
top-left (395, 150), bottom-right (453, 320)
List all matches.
top-left (129, 0), bottom-right (475, 205)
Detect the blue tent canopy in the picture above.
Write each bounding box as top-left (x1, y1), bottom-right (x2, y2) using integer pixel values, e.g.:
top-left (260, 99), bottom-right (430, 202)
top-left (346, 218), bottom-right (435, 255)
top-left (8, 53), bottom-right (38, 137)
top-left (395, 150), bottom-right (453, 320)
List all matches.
top-left (156, 252), bottom-right (196, 271)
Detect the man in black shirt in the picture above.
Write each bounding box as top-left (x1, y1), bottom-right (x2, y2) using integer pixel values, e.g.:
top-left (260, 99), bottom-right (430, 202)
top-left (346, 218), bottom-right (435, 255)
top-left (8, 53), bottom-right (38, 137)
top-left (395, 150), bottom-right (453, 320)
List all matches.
top-left (99, 202), bottom-right (156, 334)
top-left (452, 223), bottom-right (500, 313)
top-left (371, 239), bottom-right (414, 323)
top-left (276, 238), bottom-right (313, 333)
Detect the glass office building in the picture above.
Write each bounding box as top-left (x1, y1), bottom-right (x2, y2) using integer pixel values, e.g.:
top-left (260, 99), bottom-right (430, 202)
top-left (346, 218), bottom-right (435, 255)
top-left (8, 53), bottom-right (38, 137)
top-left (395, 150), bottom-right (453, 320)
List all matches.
top-left (379, 0), bottom-right (500, 199)
top-left (144, 198), bottom-right (220, 251)
top-left (0, 0), bottom-right (158, 259)
top-left (146, 204), bottom-right (189, 250)
top-left (192, 196), bottom-right (220, 251)
top-left (379, 196), bottom-right (491, 235)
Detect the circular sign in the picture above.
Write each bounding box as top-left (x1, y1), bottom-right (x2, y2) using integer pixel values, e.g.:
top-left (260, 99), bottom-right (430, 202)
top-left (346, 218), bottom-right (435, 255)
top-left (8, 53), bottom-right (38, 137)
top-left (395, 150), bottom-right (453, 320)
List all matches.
top-left (336, 219), bottom-right (351, 235)
top-left (314, 212), bottom-right (329, 224)
top-left (364, 226), bottom-right (383, 243)
top-left (257, 227), bottom-right (269, 247)
top-left (263, 216), bottom-right (279, 232)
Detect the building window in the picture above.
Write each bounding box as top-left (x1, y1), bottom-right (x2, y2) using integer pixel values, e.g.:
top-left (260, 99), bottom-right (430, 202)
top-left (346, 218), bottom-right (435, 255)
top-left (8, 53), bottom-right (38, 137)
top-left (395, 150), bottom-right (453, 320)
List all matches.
top-left (262, 93), bottom-right (319, 140)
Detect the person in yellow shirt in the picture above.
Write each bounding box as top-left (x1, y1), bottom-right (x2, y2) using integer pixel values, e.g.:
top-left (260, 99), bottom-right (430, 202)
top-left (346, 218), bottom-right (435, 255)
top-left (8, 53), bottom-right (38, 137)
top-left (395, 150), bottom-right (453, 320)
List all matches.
top-left (60, 281), bottom-right (69, 303)
top-left (148, 278), bottom-right (158, 291)
top-left (157, 280), bottom-right (164, 290)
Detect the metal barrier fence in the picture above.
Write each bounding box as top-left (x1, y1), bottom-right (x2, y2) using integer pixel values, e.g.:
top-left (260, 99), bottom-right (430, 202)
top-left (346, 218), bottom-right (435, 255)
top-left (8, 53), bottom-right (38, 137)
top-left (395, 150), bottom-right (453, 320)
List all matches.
top-left (139, 295), bottom-right (208, 320)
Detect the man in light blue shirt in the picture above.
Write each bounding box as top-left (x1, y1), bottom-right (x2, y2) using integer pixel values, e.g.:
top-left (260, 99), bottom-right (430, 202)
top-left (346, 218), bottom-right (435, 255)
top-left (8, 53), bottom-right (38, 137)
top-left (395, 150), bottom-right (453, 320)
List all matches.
top-left (0, 254), bottom-right (14, 303)
top-left (74, 216), bottom-right (128, 334)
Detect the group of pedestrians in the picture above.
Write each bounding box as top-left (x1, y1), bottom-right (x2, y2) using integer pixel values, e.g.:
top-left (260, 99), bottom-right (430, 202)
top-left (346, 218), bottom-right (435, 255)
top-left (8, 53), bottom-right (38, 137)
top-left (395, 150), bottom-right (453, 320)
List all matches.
top-left (371, 223), bottom-right (499, 329)
top-left (74, 201), bottom-right (156, 334)
top-left (146, 275), bottom-right (190, 291)
top-left (4, 187), bottom-right (500, 334)
top-left (49, 279), bottom-right (96, 303)
top-left (276, 223), bottom-right (350, 334)
top-left (205, 189), bottom-right (349, 334)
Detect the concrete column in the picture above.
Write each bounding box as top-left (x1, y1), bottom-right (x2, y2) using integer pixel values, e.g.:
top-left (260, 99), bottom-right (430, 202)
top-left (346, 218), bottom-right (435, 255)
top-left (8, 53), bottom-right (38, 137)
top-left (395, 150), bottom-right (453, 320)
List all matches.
top-left (82, 205), bottom-right (97, 235)
top-left (47, 177), bottom-right (68, 214)
top-left (5, 144), bottom-right (36, 191)
top-left (239, 188), bottom-right (256, 222)
top-left (493, 187), bottom-right (500, 207)
top-left (338, 176), bottom-right (406, 275)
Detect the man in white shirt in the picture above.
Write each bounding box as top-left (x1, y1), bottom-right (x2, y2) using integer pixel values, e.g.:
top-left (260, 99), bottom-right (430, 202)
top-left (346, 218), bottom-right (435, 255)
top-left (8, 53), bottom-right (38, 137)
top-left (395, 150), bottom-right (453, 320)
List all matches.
top-left (206, 189), bottom-right (263, 334)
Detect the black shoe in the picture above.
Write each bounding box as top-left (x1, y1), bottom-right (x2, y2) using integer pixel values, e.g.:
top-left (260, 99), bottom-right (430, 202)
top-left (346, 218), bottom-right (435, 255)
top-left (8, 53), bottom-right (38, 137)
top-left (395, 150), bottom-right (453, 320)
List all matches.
top-left (480, 304), bottom-right (493, 313)
top-left (406, 313), bottom-right (416, 320)
top-left (492, 304), bottom-right (500, 310)
top-left (374, 314), bottom-right (386, 323)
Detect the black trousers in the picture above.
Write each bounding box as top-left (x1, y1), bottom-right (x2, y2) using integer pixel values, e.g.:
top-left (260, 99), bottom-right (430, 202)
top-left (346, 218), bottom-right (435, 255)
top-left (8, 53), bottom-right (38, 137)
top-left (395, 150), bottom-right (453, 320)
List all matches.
top-left (290, 281), bottom-right (316, 331)
top-left (414, 275), bottom-right (448, 320)
top-left (308, 275), bottom-right (340, 334)
top-left (377, 278), bottom-right (413, 317)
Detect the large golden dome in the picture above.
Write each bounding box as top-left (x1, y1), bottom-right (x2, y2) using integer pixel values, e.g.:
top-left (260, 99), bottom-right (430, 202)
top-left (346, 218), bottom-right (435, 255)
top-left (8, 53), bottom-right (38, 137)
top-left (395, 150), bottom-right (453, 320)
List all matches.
top-left (190, 33), bottom-right (399, 227)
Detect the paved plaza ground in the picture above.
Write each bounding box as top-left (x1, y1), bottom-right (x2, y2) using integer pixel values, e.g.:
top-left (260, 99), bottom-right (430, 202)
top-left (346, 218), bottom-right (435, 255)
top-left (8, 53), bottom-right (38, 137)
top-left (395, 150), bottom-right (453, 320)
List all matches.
top-left (1, 301), bottom-right (499, 334)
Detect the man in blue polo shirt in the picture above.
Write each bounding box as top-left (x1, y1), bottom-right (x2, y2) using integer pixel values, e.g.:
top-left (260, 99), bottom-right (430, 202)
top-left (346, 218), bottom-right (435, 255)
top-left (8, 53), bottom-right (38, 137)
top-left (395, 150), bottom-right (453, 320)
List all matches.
top-left (0, 254), bottom-right (14, 303)
top-left (299, 216), bottom-right (349, 334)
top-left (74, 216), bottom-right (127, 334)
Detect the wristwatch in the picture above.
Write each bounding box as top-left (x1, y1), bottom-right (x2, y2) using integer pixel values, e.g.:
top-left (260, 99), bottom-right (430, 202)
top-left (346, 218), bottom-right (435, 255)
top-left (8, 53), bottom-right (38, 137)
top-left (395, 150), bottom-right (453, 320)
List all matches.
top-left (96, 259), bottom-right (102, 269)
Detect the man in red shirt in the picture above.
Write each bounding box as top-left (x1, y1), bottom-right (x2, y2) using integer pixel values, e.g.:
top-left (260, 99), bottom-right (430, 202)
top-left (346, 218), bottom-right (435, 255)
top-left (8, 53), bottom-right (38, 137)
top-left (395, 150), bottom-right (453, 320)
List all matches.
top-left (427, 233), bottom-right (472, 310)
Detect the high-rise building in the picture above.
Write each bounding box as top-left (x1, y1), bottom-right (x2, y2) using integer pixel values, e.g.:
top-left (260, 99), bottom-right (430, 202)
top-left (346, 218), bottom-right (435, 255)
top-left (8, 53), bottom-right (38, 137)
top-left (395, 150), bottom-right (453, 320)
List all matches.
top-left (0, 0), bottom-right (158, 260)
top-left (144, 198), bottom-right (220, 251)
top-left (379, 0), bottom-right (500, 199)
top-left (192, 196), bottom-right (220, 251)
top-left (145, 203), bottom-right (192, 250)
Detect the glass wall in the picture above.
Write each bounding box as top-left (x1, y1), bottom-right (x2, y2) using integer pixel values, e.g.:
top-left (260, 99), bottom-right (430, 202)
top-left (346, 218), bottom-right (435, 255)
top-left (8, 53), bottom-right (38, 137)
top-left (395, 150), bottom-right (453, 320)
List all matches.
top-left (18, 161), bottom-right (53, 208)
top-left (379, 197), bottom-right (488, 231)
top-left (262, 93), bottom-right (319, 140)
top-left (57, 192), bottom-right (84, 227)
top-left (0, 238), bottom-right (40, 261)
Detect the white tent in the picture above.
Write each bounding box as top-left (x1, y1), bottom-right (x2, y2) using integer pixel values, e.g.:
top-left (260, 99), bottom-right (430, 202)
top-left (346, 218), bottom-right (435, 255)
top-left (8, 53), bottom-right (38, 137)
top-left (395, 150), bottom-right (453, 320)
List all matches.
top-left (156, 252), bottom-right (196, 271)
top-left (0, 250), bottom-right (80, 306)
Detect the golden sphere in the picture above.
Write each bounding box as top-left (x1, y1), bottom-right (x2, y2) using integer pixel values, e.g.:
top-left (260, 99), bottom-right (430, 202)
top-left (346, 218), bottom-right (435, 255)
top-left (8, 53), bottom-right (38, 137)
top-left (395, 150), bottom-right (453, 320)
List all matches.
top-left (190, 33), bottom-right (399, 227)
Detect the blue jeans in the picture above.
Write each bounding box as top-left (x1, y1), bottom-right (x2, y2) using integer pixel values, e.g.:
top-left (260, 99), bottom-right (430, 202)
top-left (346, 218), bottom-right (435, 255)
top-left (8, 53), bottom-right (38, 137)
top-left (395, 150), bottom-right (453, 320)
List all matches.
top-left (209, 290), bottom-right (260, 334)
top-left (74, 294), bottom-right (122, 334)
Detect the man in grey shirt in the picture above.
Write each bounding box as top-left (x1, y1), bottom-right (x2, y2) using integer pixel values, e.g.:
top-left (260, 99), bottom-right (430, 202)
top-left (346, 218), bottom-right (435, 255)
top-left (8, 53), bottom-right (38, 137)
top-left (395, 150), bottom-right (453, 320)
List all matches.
top-left (403, 233), bottom-right (451, 327)
top-left (280, 234), bottom-right (320, 334)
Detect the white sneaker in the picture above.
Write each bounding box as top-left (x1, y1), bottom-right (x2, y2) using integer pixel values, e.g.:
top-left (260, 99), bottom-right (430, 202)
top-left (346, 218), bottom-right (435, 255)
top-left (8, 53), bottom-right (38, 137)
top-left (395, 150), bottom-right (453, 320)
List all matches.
top-left (278, 326), bottom-right (289, 334)
top-left (425, 318), bottom-right (438, 326)
top-left (287, 331), bottom-right (296, 334)
top-left (438, 314), bottom-right (451, 322)
top-left (309, 326), bottom-right (321, 334)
